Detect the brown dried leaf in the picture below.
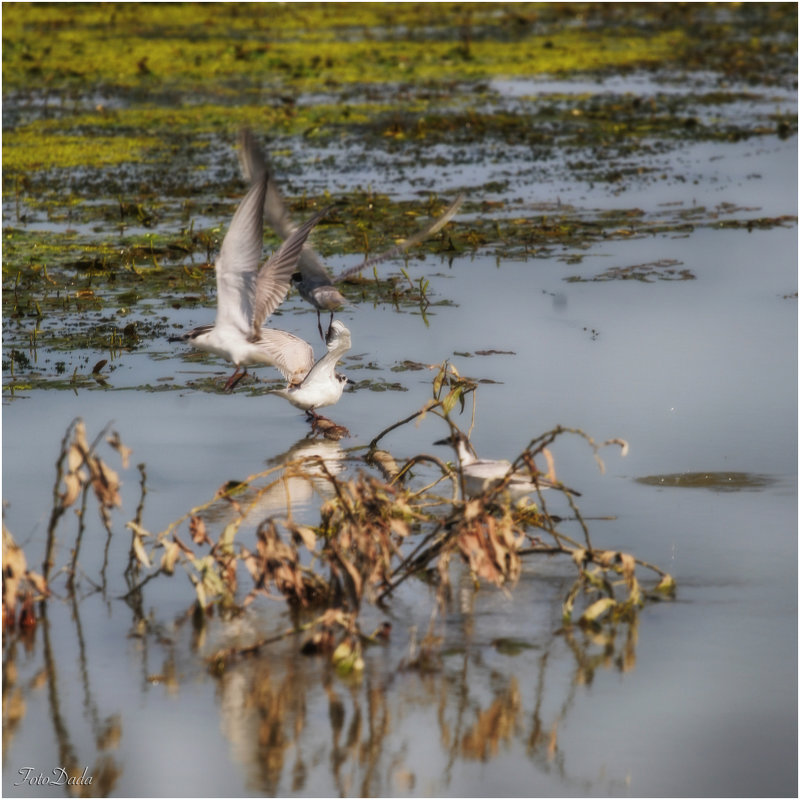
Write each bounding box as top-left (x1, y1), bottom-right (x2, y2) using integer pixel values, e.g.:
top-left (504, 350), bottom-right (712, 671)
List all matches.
top-left (336, 550), bottom-right (364, 599)
top-left (580, 597), bottom-right (616, 624)
top-left (389, 518), bottom-right (410, 538)
top-left (2, 526), bottom-right (25, 617)
top-left (189, 516), bottom-right (210, 546)
top-left (160, 542), bottom-right (180, 575)
top-left (570, 547), bottom-right (587, 568)
top-left (432, 363), bottom-right (446, 397)
top-left (288, 522), bottom-right (318, 552)
top-left (459, 525), bottom-right (503, 586)
top-left (617, 552), bottom-right (636, 583)
top-left (593, 550), bottom-right (616, 569)
top-left (67, 442), bottom-right (85, 473)
top-left (73, 420), bottom-right (90, 457)
top-left (61, 471), bottom-right (85, 509)
top-left (463, 498), bottom-right (483, 522)
top-left (106, 431), bottom-right (132, 469)
top-left (541, 447), bottom-right (556, 481)
top-left (90, 457), bottom-right (122, 508)
top-left (132, 534), bottom-right (151, 569)
top-left (369, 449), bottom-right (399, 480)
top-left (219, 555), bottom-right (237, 593)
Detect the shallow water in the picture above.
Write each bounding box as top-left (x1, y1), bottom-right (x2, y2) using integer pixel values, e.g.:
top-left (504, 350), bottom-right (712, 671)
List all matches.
top-left (3, 80), bottom-right (797, 800)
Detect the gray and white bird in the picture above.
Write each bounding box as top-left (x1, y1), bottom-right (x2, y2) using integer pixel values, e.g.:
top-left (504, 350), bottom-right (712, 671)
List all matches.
top-left (435, 431), bottom-right (572, 500)
top-left (170, 167), bottom-right (330, 391)
top-left (238, 128), bottom-right (464, 339)
top-left (272, 319), bottom-right (351, 417)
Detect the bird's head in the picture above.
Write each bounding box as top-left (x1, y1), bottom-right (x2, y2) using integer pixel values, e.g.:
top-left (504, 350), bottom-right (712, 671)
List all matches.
top-left (434, 431), bottom-right (477, 459)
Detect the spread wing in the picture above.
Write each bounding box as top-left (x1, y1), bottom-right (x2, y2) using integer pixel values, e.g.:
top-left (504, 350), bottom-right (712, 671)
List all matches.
top-left (250, 205), bottom-right (332, 336)
top-left (256, 329), bottom-right (315, 384)
top-left (239, 128), bottom-right (333, 285)
top-left (237, 128), bottom-right (267, 183)
top-left (264, 172), bottom-right (332, 284)
top-left (215, 172), bottom-right (268, 331)
top-left (334, 192), bottom-right (464, 282)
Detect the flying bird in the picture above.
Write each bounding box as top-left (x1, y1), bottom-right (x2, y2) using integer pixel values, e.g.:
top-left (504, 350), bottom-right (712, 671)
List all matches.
top-left (238, 128), bottom-right (464, 339)
top-left (170, 166), bottom-right (330, 391)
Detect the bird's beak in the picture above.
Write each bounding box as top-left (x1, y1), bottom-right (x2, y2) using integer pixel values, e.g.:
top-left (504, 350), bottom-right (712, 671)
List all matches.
top-left (433, 438), bottom-right (451, 446)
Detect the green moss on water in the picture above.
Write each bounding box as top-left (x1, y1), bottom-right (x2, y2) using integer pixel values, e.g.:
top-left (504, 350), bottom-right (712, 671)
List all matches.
top-left (3, 3), bottom-right (795, 95)
top-left (3, 132), bottom-right (162, 173)
top-left (1, 4), bottom-right (685, 92)
top-left (2, 3), bottom-right (796, 392)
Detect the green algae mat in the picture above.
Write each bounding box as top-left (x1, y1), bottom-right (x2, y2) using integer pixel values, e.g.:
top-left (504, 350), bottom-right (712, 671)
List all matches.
top-left (3, 2), bottom-right (797, 392)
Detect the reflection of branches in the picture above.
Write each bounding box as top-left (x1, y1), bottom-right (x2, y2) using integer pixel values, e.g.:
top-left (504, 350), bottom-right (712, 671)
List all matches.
top-left (58, 364), bottom-right (670, 675)
top-left (41, 604), bottom-right (81, 793)
top-left (210, 575), bottom-right (646, 796)
top-left (216, 649), bottom-right (311, 795)
top-left (3, 363), bottom-right (676, 796)
top-left (12, 364), bottom-right (674, 675)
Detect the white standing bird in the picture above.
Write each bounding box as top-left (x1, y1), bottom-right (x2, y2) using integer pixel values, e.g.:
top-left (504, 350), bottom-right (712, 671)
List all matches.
top-left (237, 128), bottom-right (464, 339)
top-left (170, 167), bottom-right (330, 391)
top-left (435, 431), bottom-right (574, 499)
top-left (271, 319), bottom-right (351, 418)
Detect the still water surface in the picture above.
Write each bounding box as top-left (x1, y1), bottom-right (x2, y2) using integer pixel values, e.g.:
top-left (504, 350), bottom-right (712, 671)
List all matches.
top-left (3, 110), bottom-right (797, 797)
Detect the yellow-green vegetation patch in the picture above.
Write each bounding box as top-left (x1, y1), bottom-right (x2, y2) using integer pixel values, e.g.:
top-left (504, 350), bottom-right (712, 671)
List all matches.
top-left (1, 100), bottom-right (402, 178)
top-left (2, 3), bottom-right (796, 392)
top-left (0, 2), bottom-right (725, 93)
top-left (3, 131), bottom-right (162, 172)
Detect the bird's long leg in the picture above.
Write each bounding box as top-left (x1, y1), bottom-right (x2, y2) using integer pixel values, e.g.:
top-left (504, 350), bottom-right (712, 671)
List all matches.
top-left (316, 311), bottom-right (325, 341)
top-left (326, 311), bottom-right (335, 339)
top-left (225, 367), bottom-right (247, 392)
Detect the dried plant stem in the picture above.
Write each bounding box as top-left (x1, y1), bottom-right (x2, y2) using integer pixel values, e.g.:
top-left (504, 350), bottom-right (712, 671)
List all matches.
top-left (155, 463), bottom-right (286, 544)
top-left (391, 454), bottom-right (459, 502)
top-left (120, 567), bottom-right (165, 600)
top-left (67, 480), bottom-right (92, 591)
top-left (43, 418), bottom-right (80, 580)
top-left (377, 522), bottom-right (449, 603)
top-left (208, 611), bottom-right (333, 662)
top-left (367, 399), bottom-right (441, 451)
top-left (133, 464), bottom-right (147, 528)
top-left (99, 506), bottom-right (114, 594)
